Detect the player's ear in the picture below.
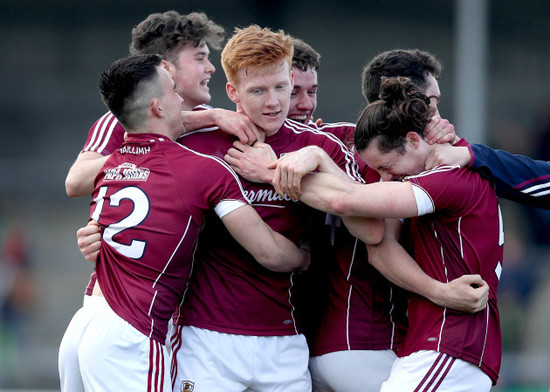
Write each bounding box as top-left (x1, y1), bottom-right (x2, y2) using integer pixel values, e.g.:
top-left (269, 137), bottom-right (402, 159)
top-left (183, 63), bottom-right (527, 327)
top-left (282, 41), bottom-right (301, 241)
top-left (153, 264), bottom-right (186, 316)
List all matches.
top-left (151, 98), bottom-right (163, 118)
top-left (160, 60), bottom-right (176, 78)
top-left (226, 82), bottom-right (240, 104)
top-left (406, 131), bottom-right (422, 149)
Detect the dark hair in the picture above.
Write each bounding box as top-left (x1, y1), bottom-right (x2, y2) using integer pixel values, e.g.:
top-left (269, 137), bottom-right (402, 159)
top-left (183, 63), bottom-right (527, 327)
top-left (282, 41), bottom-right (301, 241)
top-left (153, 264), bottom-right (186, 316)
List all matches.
top-left (354, 77), bottom-right (433, 154)
top-left (361, 49), bottom-right (442, 103)
top-left (291, 37), bottom-right (320, 72)
top-left (99, 54), bottom-right (163, 129)
top-left (129, 11), bottom-right (225, 64)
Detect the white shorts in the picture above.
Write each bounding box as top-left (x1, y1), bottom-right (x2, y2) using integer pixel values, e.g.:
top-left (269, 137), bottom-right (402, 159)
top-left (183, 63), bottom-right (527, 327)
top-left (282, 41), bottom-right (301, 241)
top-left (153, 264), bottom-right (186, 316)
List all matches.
top-left (170, 325), bottom-right (311, 392)
top-left (58, 295), bottom-right (170, 392)
top-left (380, 350), bottom-right (492, 392)
top-left (309, 349), bottom-right (396, 392)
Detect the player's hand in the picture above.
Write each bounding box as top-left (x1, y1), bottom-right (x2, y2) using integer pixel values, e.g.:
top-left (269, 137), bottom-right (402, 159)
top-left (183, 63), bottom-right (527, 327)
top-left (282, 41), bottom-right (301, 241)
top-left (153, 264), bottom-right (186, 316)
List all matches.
top-left (424, 114), bottom-right (458, 145)
top-left (225, 141), bottom-right (277, 183)
top-left (217, 109), bottom-right (264, 145)
top-left (432, 274), bottom-right (489, 313)
top-left (425, 144), bottom-right (472, 170)
top-left (77, 220), bottom-right (101, 262)
top-left (314, 117), bottom-right (323, 126)
top-left (268, 146), bottom-right (323, 200)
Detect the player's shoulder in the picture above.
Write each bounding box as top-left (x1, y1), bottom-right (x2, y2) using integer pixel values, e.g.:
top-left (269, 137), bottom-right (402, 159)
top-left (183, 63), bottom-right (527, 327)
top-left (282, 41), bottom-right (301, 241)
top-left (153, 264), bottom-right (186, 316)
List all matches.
top-left (283, 119), bottom-right (346, 141)
top-left (90, 111), bottom-right (124, 131)
top-left (176, 143), bottom-right (235, 170)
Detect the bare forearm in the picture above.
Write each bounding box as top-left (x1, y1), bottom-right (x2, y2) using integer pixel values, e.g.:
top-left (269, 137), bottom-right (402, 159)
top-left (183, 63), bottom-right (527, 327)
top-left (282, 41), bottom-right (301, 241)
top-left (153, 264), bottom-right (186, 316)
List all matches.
top-left (367, 227), bottom-right (442, 299)
top-left (268, 231), bottom-right (311, 272)
top-left (300, 173), bottom-right (417, 218)
top-left (65, 153), bottom-right (109, 197)
top-left (367, 220), bottom-right (489, 313)
top-left (181, 109), bottom-right (218, 134)
top-left (342, 216), bottom-right (384, 245)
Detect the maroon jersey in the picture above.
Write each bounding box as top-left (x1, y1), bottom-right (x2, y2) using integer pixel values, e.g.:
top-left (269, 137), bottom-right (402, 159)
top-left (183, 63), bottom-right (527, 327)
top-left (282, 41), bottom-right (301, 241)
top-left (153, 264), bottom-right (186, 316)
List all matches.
top-left (81, 105), bottom-right (211, 155)
top-left (299, 122), bottom-right (408, 356)
top-left (91, 133), bottom-right (249, 343)
top-left (83, 105), bottom-right (211, 296)
top-left (173, 119), bottom-right (361, 336)
top-left (399, 142), bottom-right (504, 384)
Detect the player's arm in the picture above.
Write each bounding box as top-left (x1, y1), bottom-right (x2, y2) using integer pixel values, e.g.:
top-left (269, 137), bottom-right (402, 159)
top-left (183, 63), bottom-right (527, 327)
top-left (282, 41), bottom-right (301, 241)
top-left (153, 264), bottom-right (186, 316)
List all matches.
top-left (76, 207), bottom-right (310, 273)
top-left (340, 215), bottom-right (385, 246)
top-left (65, 152), bottom-right (109, 197)
top-left (470, 144), bottom-right (550, 209)
top-left (426, 142), bottom-right (550, 209)
top-left (300, 172), bottom-right (419, 219)
top-left (227, 144), bottom-right (351, 199)
top-left (367, 219), bottom-right (489, 313)
top-left (181, 108), bottom-right (263, 145)
top-left (220, 204), bottom-right (310, 272)
top-left (265, 146), bottom-right (351, 200)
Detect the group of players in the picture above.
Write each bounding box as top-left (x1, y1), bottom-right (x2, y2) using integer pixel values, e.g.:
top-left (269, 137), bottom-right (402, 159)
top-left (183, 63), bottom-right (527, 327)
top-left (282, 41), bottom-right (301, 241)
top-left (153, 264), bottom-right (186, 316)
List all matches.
top-left (57, 10), bottom-right (550, 392)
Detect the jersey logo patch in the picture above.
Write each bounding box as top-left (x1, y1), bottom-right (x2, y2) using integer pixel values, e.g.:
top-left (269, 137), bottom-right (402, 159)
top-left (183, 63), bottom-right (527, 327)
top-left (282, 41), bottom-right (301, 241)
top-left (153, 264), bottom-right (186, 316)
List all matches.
top-left (181, 380), bottom-right (195, 391)
top-left (104, 162), bottom-right (150, 181)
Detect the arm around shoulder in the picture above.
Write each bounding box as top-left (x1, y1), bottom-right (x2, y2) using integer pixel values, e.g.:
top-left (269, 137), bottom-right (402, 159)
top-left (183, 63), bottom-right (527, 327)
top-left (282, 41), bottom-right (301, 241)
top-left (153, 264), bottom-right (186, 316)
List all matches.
top-left (65, 151), bottom-right (109, 198)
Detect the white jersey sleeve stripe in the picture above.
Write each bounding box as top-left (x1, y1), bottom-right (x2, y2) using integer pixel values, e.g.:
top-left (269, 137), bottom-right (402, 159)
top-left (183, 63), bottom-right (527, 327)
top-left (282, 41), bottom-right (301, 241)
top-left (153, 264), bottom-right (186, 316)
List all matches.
top-left (86, 112), bottom-right (117, 153)
top-left (96, 115), bottom-right (119, 154)
top-left (83, 111), bottom-right (111, 151)
top-left (411, 183), bottom-right (435, 216)
top-left (215, 200), bottom-right (248, 218)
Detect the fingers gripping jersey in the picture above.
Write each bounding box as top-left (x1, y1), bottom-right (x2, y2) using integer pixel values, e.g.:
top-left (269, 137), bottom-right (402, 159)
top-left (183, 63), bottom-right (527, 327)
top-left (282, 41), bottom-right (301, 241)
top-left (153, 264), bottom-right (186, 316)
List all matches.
top-left (91, 133), bottom-right (249, 343)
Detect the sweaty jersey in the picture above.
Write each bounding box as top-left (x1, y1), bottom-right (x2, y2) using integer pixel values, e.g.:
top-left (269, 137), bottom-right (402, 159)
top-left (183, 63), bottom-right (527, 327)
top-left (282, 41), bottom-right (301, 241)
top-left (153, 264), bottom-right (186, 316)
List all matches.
top-left (83, 105), bottom-right (211, 296)
top-left (298, 122), bottom-right (408, 356)
top-left (173, 119), bottom-right (361, 336)
top-left (91, 133), bottom-right (249, 343)
top-left (470, 143), bottom-right (550, 209)
top-left (400, 140), bottom-right (504, 384)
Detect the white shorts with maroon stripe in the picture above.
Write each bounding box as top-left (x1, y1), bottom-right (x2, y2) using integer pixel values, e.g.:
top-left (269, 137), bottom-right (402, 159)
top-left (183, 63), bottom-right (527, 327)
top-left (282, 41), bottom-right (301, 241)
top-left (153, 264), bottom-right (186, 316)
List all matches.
top-left (58, 295), bottom-right (170, 392)
top-left (380, 350), bottom-right (492, 392)
top-left (170, 325), bottom-right (311, 392)
top-left (309, 349), bottom-right (396, 392)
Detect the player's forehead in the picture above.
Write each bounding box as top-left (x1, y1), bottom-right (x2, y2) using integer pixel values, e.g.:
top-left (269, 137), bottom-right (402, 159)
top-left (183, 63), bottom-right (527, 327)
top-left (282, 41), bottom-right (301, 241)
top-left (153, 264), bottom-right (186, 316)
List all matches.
top-left (178, 41), bottom-right (210, 57)
top-left (292, 66), bottom-right (318, 88)
top-left (237, 61), bottom-right (291, 87)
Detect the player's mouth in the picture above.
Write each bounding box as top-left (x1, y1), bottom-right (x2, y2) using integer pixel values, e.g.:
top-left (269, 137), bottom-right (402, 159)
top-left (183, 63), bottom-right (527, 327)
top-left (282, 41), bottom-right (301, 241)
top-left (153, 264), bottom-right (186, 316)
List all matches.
top-left (200, 78), bottom-right (210, 88)
top-left (264, 110), bottom-right (281, 118)
top-left (288, 114), bottom-right (309, 124)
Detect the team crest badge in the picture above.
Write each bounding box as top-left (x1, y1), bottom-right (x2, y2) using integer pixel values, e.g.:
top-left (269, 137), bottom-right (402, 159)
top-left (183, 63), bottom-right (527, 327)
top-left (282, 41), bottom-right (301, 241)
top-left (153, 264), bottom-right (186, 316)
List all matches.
top-left (181, 380), bottom-right (195, 391)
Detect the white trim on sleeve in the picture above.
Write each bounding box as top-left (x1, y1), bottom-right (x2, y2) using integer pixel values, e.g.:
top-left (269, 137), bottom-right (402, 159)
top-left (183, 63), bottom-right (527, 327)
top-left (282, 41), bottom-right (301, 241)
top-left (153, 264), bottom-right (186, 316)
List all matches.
top-left (215, 200), bottom-right (247, 219)
top-left (411, 184), bottom-right (435, 216)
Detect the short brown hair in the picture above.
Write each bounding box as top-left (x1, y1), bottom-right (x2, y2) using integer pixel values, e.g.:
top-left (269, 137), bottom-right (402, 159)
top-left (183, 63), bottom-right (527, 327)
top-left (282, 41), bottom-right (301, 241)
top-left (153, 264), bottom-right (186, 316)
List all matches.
top-left (129, 11), bottom-right (225, 64)
top-left (221, 25), bottom-right (293, 83)
top-left (292, 37), bottom-right (320, 72)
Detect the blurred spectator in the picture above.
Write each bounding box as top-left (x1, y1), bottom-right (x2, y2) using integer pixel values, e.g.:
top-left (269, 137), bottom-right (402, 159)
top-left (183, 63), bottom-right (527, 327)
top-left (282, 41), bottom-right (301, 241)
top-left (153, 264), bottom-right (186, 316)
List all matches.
top-left (0, 211), bottom-right (35, 382)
